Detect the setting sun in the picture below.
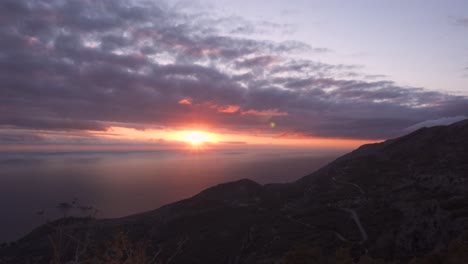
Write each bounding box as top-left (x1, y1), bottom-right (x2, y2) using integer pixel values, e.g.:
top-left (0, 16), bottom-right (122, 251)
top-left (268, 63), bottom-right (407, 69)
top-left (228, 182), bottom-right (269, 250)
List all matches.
top-left (183, 131), bottom-right (210, 145)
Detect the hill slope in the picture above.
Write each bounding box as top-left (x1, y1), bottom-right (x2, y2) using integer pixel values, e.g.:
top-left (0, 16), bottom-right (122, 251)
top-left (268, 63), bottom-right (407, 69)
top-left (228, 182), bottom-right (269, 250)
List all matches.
top-left (2, 120), bottom-right (468, 263)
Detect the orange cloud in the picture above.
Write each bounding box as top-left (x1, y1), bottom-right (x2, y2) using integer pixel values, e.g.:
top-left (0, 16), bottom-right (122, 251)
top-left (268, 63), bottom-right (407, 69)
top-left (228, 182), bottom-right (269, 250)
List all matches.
top-left (178, 98), bottom-right (192, 105)
top-left (241, 109), bottom-right (288, 117)
top-left (215, 104), bottom-right (241, 113)
top-left (204, 102), bottom-right (241, 114)
top-left (178, 100), bottom-right (286, 118)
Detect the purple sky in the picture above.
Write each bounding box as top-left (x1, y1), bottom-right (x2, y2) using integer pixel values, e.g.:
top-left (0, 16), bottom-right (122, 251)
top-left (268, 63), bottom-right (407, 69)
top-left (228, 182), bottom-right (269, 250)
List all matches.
top-left (192, 0), bottom-right (468, 93)
top-left (0, 0), bottom-right (467, 147)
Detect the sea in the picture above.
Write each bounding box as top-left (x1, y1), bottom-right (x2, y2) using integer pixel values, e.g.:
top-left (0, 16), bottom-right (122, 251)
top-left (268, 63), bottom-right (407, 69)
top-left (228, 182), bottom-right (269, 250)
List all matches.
top-left (0, 147), bottom-right (345, 242)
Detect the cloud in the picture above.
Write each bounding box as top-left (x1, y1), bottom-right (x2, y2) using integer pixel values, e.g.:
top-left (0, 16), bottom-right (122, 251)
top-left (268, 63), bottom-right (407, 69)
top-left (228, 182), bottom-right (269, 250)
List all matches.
top-left (0, 0), bottom-right (467, 143)
top-left (178, 98), bottom-right (193, 105)
top-left (0, 132), bottom-right (44, 144)
top-left (235, 56), bottom-right (281, 69)
top-left (210, 104), bottom-right (241, 114)
top-left (241, 109), bottom-right (288, 117)
top-left (219, 141), bottom-right (247, 145)
top-left (404, 116), bottom-right (468, 132)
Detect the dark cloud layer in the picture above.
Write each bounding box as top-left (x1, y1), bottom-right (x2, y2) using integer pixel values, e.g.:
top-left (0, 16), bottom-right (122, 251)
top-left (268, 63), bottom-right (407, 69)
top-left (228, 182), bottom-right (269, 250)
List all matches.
top-left (1, 0), bottom-right (467, 141)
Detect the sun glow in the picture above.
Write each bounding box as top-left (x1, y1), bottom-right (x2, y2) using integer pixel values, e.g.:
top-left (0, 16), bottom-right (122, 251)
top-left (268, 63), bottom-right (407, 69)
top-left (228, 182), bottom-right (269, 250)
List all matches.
top-left (81, 126), bottom-right (377, 151)
top-left (182, 131), bottom-right (210, 145)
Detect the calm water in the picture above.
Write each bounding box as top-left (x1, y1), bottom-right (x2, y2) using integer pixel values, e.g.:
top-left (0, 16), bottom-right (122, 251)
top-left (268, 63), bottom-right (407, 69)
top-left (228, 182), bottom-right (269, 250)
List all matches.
top-left (0, 148), bottom-right (343, 242)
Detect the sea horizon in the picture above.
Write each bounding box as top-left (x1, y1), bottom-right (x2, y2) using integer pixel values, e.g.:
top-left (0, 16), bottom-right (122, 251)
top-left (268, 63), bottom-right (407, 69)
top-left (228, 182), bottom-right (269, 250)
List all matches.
top-left (0, 146), bottom-right (345, 243)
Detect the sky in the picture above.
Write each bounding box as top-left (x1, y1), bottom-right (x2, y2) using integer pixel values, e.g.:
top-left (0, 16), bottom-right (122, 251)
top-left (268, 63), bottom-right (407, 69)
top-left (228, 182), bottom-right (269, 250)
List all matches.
top-left (0, 0), bottom-right (467, 149)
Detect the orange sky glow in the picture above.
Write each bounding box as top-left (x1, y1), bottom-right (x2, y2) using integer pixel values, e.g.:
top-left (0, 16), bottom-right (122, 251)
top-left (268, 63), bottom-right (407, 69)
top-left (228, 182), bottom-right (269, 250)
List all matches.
top-left (100, 126), bottom-right (379, 148)
top-left (0, 126), bottom-right (381, 151)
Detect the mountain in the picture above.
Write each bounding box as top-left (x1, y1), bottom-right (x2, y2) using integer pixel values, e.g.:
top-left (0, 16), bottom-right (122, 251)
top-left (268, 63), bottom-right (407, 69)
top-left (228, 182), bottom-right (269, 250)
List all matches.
top-left (1, 120), bottom-right (468, 263)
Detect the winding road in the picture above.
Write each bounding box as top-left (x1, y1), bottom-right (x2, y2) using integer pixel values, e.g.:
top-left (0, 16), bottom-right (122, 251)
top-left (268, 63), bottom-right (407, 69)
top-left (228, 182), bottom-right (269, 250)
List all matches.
top-left (332, 177), bottom-right (366, 195)
top-left (342, 208), bottom-right (368, 244)
top-left (331, 167), bottom-right (369, 244)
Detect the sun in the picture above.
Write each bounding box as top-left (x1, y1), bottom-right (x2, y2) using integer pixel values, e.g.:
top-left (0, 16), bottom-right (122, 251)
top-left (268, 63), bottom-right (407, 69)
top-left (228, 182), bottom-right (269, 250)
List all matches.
top-left (183, 131), bottom-right (210, 145)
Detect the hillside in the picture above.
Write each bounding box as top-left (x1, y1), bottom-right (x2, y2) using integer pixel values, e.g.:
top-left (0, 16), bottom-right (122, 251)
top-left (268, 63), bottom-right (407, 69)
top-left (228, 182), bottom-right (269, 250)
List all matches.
top-left (1, 120), bottom-right (468, 263)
